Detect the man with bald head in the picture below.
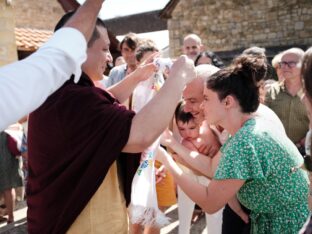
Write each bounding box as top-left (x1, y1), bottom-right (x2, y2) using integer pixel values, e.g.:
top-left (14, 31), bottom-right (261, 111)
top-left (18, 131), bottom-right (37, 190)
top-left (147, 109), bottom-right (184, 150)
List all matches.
top-left (183, 65), bottom-right (219, 124)
top-left (183, 34), bottom-right (204, 61)
top-left (173, 64), bottom-right (223, 234)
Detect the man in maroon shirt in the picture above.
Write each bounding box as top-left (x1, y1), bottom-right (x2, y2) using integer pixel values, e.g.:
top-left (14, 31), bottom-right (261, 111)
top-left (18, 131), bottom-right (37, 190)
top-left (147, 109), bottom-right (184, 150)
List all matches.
top-left (26, 8), bottom-right (196, 234)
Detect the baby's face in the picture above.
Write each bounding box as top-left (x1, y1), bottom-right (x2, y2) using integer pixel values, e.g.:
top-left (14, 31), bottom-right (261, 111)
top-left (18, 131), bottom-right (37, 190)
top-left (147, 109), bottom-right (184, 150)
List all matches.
top-left (177, 119), bottom-right (200, 141)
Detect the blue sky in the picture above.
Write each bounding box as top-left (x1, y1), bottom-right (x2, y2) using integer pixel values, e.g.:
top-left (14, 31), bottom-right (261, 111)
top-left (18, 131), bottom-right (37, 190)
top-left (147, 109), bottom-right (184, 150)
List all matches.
top-left (78, 0), bottom-right (170, 19)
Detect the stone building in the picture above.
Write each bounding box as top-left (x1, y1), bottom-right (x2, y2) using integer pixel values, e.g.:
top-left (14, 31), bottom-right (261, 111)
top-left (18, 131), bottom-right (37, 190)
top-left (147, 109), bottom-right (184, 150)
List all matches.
top-left (0, 0), bottom-right (65, 65)
top-left (0, 0), bottom-right (120, 65)
top-left (160, 0), bottom-right (312, 61)
top-left (14, 0), bottom-right (64, 30)
top-left (0, 0), bottom-right (18, 66)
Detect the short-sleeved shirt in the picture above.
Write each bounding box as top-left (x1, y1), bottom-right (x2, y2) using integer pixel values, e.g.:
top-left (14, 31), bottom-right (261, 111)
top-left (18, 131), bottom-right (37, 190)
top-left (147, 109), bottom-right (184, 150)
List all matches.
top-left (215, 118), bottom-right (310, 233)
top-left (27, 73), bottom-right (135, 233)
top-left (265, 81), bottom-right (309, 143)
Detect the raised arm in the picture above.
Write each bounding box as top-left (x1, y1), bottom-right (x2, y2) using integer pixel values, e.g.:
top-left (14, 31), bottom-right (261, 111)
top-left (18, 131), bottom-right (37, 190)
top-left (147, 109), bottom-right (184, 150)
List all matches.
top-left (122, 56), bottom-right (196, 152)
top-left (107, 63), bottom-right (157, 103)
top-left (64, 0), bottom-right (104, 42)
top-left (0, 0), bottom-right (104, 131)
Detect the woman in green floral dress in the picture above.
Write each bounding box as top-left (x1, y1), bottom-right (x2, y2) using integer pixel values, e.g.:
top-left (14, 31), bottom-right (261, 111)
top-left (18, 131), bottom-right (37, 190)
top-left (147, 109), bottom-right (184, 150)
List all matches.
top-left (159, 54), bottom-right (310, 233)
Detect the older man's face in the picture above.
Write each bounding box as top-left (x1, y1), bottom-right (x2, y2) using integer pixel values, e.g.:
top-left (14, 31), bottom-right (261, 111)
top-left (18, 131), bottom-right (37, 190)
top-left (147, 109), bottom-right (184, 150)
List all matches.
top-left (280, 53), bottom-right (302, 81)
top-left (183, 38), bottom-right (202, 60)
top-left (182, 78), bottom-right (205, 123)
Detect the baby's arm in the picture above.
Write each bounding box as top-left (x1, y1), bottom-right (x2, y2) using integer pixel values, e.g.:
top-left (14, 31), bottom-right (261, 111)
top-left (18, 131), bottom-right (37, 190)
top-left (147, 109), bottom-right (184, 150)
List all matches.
top-left (228, 196), bottom-right (249, 224)
top-left (181, 139), bottom-right (198, 151)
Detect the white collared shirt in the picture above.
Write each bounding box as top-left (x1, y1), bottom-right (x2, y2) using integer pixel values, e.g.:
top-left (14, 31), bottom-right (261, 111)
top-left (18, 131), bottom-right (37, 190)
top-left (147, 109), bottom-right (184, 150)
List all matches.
top-left (0, 27), bottom-right (87, 131)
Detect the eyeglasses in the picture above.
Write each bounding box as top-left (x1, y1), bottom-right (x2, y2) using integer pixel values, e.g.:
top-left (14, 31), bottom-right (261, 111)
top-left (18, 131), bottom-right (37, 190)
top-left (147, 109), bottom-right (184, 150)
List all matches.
top-left (278, 61), bottom-right (299, 69)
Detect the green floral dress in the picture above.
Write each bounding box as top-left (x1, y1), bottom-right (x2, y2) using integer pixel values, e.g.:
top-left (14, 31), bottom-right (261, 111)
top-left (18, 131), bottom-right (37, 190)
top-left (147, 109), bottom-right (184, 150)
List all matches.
top-left (214, 118), bottom-right (310, 234)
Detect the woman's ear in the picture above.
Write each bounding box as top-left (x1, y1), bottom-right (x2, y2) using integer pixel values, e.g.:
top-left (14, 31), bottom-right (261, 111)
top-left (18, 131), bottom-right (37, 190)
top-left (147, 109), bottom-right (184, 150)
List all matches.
top-left (224, 95), bottom-right (237, 108)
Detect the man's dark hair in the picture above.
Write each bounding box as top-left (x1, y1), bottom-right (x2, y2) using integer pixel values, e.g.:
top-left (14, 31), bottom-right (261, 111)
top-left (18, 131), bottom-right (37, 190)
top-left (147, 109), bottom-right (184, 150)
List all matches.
top-left (54, 10), bottom-right (107, 48)
top-left (120, 32), bottom-right (139, 51)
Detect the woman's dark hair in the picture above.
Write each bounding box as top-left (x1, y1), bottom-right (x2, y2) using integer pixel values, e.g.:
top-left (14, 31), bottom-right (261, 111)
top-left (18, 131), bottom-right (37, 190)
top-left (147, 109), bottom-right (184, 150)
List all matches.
top-left (174, 101), bottom-right (194, 124)
top-left (194, 51), bottom-right (225, 68)
top-left (302, 47), bottom-right (312, 99)
top-left (206, 54), bottom-right (267, 113)
top-left (54, 10), bottom-right (107, 48)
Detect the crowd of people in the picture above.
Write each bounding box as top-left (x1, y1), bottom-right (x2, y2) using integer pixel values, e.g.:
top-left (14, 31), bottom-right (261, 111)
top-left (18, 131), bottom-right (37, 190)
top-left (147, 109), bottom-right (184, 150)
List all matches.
top-left (0, 1), bottom-right (312, 234)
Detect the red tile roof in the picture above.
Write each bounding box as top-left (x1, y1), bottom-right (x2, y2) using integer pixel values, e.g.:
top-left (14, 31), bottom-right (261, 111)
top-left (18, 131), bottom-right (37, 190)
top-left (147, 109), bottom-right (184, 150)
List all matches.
top-left (15, 28), bottom-right (53, 51)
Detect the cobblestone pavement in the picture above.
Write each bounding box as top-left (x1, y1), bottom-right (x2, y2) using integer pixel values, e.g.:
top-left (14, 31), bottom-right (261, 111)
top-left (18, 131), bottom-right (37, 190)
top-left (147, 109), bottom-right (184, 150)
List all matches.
top-left (0, 204), bottom-right (206, 234)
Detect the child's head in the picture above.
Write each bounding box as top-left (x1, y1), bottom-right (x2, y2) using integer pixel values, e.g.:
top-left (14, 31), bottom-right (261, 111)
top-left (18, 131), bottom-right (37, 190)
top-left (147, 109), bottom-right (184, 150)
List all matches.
top-left (175, 101), bottom-right (200, 140)
top-left (135, 38), bottom-right (159, 65)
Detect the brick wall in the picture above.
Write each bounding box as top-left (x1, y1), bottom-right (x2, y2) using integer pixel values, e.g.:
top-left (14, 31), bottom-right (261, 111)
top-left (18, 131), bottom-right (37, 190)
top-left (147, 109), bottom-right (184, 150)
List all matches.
top-left (168, 0), bottom-right (312, 58)
top-left (0, 1), bottom-right (17, 66)
top-left (14, 0), bottom-right (64, 30)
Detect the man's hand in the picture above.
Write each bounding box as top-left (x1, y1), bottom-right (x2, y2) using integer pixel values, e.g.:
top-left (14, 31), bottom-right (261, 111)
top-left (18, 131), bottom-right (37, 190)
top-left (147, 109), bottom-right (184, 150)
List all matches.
top-left (169, 55), bottom-right (196, 86)
top-left (197, 124), bottom-right (221, 157)
top-left (132, 62), bottom-right (158, 83)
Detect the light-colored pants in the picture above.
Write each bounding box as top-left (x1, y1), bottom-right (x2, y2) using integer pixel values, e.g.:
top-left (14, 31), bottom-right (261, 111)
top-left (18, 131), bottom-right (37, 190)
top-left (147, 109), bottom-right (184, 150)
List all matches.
top-left (177, 174), bottom-right (223, 234)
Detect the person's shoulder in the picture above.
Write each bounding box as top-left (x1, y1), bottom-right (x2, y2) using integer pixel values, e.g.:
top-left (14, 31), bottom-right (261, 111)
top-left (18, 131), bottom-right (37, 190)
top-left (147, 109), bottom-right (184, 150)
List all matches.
top-left (53, 80), bottom-right (113, 108)
top-left (256, 104), bottom-right (280, 122)
top-left (231, 119), bottom-right (256, 144)
top-left (109, 64), bottom-right (127, 74)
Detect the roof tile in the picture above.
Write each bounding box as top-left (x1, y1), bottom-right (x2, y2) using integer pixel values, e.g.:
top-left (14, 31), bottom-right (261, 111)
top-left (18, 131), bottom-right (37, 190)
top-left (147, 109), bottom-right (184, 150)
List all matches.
top-left (15, 28), bottom-right (53, 51)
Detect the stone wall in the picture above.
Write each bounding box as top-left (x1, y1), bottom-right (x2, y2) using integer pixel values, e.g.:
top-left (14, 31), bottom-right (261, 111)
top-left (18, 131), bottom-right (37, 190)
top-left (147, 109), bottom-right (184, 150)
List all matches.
top-left (0, 1), bottom-right (17, 65)
top-left (168, 0), bottom-right (312, 58)
top-left (14, 0), bottom-right (64, 30)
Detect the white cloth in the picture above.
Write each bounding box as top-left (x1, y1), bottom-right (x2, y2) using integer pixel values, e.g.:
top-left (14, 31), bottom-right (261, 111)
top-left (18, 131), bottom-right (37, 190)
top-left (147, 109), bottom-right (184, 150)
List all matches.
top-left (129, 73), bottom-right (169, 227)
top-left (0, 28), bottom-right (87, 131)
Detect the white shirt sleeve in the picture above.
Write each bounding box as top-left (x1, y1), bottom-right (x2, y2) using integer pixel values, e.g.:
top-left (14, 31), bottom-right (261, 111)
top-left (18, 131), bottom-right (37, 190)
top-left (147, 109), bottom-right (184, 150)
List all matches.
top-left (0, 27), bottom-right (87, 131)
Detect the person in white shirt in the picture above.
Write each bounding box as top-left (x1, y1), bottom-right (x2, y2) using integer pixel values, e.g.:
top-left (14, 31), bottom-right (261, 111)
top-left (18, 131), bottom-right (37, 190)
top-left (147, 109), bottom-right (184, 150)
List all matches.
top-left (0, 0), bottom-right (105, 131)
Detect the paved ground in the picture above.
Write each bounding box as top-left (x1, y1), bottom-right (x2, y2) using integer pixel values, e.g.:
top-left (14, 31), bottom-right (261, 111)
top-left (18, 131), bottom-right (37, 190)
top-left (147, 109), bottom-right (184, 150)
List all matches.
top-left (0, 201), bottom-right (27, 234)
top-left (161, 204), bottom-right (206, 234)
top-left (0, 203), bottom-right (206, 234)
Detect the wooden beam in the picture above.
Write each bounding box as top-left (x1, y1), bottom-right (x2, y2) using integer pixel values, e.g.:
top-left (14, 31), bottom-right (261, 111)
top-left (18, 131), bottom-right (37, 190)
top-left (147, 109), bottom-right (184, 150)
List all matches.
top-left (104, 10), bottom-right (167, 35)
